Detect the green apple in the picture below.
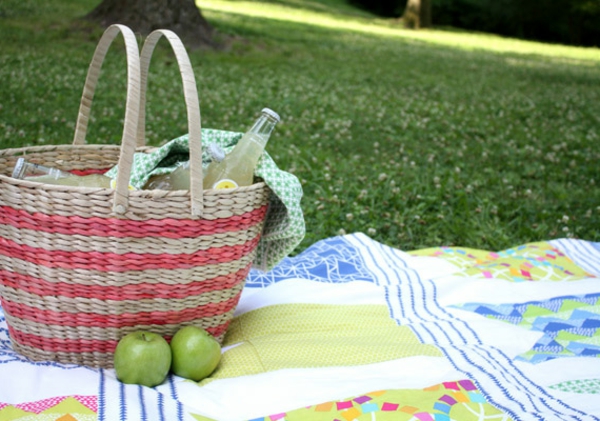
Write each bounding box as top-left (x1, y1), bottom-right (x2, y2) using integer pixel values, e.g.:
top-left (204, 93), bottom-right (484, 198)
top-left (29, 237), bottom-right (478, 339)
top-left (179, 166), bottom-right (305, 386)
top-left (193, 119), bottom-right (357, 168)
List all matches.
top-left (170, 326), bottom-right (221, 381)
top-left (113, 331), bottom-right (172, 387)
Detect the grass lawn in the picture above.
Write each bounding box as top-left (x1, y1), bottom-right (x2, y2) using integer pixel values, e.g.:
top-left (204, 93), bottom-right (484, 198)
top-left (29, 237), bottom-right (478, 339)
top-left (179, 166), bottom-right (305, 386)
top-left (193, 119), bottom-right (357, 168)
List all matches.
top-left (0, 0), bottom-right (599, 254)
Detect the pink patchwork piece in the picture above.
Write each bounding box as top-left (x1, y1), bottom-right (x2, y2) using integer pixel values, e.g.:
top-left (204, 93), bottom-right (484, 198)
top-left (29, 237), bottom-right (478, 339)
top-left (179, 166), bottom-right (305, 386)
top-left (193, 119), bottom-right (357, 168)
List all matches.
top-left (336, 401), bottom-right (353, 410)
top-left (0, 395), bottom-right (97, 414)
top-left (76, 395), bottom-right (98, 413)
top-left (14, 396), bottom-right (65, 414)
top-left (414, 412), bottom-right (435, 421)
top-left (442, 381), bottom-right (460, 391)
top-left (381, 402), bottom-right (399, 411)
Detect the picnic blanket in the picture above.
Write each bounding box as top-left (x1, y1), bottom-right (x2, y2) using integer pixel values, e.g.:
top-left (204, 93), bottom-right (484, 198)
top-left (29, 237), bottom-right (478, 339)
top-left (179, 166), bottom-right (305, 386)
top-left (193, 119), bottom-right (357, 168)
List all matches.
top-left (1, 232), bottom-right (600, 421)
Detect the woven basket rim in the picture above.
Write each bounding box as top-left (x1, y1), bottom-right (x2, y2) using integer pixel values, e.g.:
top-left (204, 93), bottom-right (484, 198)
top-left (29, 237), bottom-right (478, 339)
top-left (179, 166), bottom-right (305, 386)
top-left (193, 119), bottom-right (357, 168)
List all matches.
top-left (0, 143), bottom-right (267, 194)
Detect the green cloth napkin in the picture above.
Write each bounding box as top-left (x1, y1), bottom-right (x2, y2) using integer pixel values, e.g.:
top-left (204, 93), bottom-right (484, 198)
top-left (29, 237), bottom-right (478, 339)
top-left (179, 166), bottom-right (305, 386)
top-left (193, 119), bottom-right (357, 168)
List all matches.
top-left (105, 128), bottom-right (305, 271)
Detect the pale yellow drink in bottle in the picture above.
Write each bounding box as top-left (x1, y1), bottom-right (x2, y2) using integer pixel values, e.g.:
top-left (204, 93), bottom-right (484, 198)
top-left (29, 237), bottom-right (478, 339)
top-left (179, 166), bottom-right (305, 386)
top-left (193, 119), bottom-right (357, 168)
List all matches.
top-left (24, 173), bottom-right (113, 187)
top-left (143, 143), bottom-right (226, 190)
top-left (11, 158), bottom-right (113, 187)
top-left (203, 108), bottom-right (280, 190)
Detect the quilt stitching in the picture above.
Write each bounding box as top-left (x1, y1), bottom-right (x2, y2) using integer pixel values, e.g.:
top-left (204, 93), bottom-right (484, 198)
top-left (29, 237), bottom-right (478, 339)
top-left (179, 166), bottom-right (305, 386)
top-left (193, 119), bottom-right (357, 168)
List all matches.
top-left (344, 233), bottom-right (598, 421)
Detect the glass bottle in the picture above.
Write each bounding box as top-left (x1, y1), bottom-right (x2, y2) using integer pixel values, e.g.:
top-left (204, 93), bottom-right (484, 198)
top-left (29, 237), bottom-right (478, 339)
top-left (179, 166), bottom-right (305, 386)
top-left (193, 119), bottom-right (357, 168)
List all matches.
top-left (143, 143), bottom-right (226, 190)
top-left (11, 158), bottom-right (113, 188)
top-left (143, 161), bottom-right (191, 190)
top-left (203, 108), bottom-right (280, 190)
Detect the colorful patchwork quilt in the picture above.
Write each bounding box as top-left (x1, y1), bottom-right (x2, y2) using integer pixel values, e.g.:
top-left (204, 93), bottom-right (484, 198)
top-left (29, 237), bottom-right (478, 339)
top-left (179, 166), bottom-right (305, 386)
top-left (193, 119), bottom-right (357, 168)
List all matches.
top-left (1, 233), bottom-right (599, 421)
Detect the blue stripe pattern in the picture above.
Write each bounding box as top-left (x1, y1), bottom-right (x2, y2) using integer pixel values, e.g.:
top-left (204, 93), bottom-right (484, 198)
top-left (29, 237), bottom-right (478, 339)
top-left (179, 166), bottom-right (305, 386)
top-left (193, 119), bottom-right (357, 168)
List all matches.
top-left (344, 233), bottom-right (600, 421)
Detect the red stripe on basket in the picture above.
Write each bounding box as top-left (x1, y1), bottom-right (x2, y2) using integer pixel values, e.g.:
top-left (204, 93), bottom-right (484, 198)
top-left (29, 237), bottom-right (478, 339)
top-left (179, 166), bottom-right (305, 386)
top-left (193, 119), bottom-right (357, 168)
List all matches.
top-left (6, 320), bottom-right (231, 354)
top-left (0, 204), bottom-right (268, 238)
top-left (69, 168), bottom-right (111, 176)
top-left (0, 265), bottom-right (249, 300)
top-left (2, 292), bottom-right (242, 328)
top-left (0, 234), bottom-right (260, 272)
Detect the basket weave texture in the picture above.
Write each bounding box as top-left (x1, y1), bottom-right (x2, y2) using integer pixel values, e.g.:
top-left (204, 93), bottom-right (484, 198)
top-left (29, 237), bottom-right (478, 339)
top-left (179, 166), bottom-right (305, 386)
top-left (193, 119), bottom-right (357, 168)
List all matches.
top-left (0, 26), bottom-right (270, 368)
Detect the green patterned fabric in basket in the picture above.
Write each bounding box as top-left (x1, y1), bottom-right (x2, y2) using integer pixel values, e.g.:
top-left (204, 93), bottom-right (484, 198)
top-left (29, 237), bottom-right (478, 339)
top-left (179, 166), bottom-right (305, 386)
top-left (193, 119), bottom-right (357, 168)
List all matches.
top-left (105, 128), bottom-right (305, 271)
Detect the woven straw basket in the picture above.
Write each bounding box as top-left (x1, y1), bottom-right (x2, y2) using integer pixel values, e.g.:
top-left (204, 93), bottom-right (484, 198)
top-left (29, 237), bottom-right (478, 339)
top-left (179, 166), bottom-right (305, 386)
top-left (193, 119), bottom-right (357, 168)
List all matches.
top-left (0, 25), bottom-right (270, 368)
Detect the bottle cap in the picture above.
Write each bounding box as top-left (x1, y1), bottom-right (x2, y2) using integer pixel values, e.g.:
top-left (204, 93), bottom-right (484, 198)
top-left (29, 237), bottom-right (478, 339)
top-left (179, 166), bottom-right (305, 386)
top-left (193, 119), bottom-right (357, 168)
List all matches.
top-left (207, 143), bottom-right (226, 162)
top-left (11, 158), bottom-right (26, 179)
top-left (261, 108), bottom-right (280, 123)
top-left (213, 179), bottom-right (239, 189)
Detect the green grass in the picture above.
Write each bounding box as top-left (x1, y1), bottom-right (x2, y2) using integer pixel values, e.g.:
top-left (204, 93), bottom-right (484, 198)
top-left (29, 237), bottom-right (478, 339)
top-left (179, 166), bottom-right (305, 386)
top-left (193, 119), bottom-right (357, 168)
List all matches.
top-left (1, 0), bottom-right (599, 254)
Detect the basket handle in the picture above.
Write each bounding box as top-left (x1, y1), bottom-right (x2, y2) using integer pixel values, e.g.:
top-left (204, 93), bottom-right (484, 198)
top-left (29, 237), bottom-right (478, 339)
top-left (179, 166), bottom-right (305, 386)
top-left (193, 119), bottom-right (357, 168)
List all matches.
top-left (138, 30), bottom-right (204, 217)
top-left (71, 24), bottom-right (141, 216)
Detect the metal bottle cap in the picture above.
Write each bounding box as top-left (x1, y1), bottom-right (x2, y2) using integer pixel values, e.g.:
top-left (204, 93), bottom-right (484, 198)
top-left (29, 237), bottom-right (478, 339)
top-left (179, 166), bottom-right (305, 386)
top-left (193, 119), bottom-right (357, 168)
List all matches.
top-left (261, 108), bottom-right (280, 122)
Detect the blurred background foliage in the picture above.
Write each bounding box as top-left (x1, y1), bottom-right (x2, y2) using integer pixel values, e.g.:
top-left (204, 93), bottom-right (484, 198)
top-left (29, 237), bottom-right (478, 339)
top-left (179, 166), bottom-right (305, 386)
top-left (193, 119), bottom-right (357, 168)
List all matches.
top-left (350, 0), bottom-right (600, 47)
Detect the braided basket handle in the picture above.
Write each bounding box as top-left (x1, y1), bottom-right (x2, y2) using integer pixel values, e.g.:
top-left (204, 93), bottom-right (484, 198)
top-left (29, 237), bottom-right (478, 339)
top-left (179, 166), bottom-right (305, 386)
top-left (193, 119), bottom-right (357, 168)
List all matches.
top-left (72, 24), bottom-right (141, 216)
top-left (138, 30), bottom-right (204, 217)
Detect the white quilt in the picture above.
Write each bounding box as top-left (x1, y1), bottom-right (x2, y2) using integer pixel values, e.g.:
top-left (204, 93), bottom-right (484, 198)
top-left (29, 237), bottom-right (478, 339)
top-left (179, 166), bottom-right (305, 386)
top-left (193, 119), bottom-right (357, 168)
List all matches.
top-left (1, 233), bottom-right (600, 421)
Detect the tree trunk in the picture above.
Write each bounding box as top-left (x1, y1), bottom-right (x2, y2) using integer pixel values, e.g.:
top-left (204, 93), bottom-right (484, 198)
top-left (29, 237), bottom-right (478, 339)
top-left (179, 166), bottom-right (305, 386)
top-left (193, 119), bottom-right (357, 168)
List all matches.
top-left (86, 0), bottom-right (218, 49)
top-left (403, 0), bottom-right (432, 29)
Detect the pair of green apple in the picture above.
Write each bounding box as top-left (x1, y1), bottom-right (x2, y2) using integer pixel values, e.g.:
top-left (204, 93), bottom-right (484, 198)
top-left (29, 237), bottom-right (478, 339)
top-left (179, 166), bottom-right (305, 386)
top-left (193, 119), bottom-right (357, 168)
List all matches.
top-left (114, 325), bottom-right (221, 387)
